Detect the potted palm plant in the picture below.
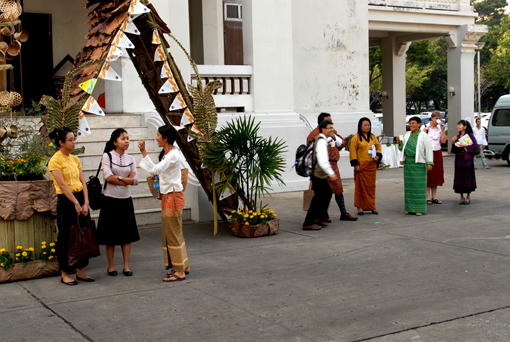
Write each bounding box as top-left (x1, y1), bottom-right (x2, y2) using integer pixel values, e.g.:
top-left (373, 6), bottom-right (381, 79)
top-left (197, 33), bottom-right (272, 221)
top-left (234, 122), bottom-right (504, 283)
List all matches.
top-left (202, 115), bottom-right (287, 238)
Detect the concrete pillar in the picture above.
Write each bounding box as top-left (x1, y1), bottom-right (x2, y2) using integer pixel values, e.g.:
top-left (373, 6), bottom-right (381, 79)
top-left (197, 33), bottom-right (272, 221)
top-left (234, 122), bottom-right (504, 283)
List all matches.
top-left (381, 37), bottom-right (408, 137)
top-left (447, 25), bottom-right (488, 142)
top-left (202, 0), bottom-right (224, 65)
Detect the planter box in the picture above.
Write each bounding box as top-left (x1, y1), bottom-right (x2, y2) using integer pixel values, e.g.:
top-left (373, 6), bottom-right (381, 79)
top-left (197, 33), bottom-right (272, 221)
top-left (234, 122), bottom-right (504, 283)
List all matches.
top-left (0, 259), bottom-right (59, 283)
top-left (231, 219), bottom-right (280, 238)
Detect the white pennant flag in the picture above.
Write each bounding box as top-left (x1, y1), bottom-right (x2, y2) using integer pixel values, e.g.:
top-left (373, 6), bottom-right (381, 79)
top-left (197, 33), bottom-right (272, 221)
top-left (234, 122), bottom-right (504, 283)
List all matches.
top-left (160, 61), bottom-right (171, 79)
top-left (106, 45), bottom-right (123, 62)
top-left (128, 0), bottom-right (150, 20)
top-left (219, 187), bottom-right (234, 201)
top-left (187, 134), bottom-right (195, 142)
top-left (172, 124), bottom-right (186, 131)
top-left (169, 93), bottom-right (186, 111)
top-left (152, 30), bottom-right (161, 45)
top-left (191, 123), bottom-right (203, 136)
top-left (120, 17), bottom-right (140, 35)
top-left (158, 79), bottom-right (179, 94)
top-left (78, 112), bottom-right (91, 136)
top-left (82, 96), bottom-right (104, 116)
top-left (154, 45), bottom-right (165, 62)
top-left (180, 108), bottom-right (194, 126)
top-left (98, 63), bottom-right (122, 81)
top-left (112, 30), bottom-right (134, 49)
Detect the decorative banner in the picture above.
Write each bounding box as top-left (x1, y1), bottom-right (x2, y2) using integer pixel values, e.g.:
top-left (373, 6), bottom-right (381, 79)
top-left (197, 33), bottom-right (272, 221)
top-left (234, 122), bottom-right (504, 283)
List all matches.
top-left (98, 63), bottom-right (122, 81)
top-left (152, 30), bottom-right (161, 45)
top-left (172, 124), bottom-right (185, 131)
top-left (106, 45), bottom-right (123, 62)
top-left (169, 93), bottom-right (186, 111)
top-left (219, 187), bottom-right (234, 201)
top-left (79, 78), bottom-right (98, 94)
top-left (82, 96), bottom-right (105, 116)
top-left (112, 30), bottom-right (134, 49)
top-left (120, 17), bottom-right (140, 35)
top-left (78, 112), bottom-right (91, 136)
top-left (158, 78), bottom-right (179, 94)
top-left (187, 134), bottom-right (194, 142)
top-left (191, 123), bottom-right (203, 135)
top-left (128, 0), bottom-right (150, 20)
top-left (160, 61), bottom-right (172, 79)
top-left (180, 108), bottom-right (194, 126)
top-left (154, 45), bottom-right (165, 62)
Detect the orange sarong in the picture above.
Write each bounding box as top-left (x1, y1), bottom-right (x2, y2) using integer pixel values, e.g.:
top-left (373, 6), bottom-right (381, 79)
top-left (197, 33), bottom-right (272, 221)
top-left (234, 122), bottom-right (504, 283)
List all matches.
top-left (161, 191), bottom-right (189, 272)
top-left (354, 162), bottom-right (377, 211)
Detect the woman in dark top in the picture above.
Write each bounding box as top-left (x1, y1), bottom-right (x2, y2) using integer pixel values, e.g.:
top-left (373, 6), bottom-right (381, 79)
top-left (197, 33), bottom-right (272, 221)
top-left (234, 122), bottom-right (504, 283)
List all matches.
top-left (451, 120), bottom-right (479, 204)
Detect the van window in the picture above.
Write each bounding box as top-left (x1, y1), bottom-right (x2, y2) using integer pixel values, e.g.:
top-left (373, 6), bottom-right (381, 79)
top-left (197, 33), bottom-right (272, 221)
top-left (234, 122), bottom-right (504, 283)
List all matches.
top-left (492, 109), bottom-right (510, 126)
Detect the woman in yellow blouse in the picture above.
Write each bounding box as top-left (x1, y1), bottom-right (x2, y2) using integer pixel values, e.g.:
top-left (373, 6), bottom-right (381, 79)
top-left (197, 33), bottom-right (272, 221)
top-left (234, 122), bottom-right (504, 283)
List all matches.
top-left (48, 127), bottom-right (94, 285)
top-left (349, 118), bottom-right (382, 215)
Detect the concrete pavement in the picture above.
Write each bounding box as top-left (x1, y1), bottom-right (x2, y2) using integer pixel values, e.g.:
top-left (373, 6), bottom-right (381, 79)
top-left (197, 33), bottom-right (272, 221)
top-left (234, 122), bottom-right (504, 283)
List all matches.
top-left (1, 156), bottom-right (509, 342)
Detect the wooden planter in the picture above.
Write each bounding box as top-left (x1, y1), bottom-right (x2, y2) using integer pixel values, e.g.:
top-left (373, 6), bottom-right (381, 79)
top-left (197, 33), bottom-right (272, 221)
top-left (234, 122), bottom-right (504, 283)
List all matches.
top-left (231, 219), bottom-right (280, 238)
top-left (0, 259), bottom-right (59, 283)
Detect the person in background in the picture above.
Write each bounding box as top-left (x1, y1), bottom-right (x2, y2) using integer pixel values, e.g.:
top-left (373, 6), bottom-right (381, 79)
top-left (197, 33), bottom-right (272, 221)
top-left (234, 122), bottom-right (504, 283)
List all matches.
top-left (451, 120), bottom-right (479, 205)
top-left (48, 127), bottom-right (94, 285)
top-left (398, 117), bottom-right (434, 216)
top-left (349, 118), bottom-right (382, 215)
top-left (473, 118), bottom-right (490, 170)
top-left (307, 113), bottom-right (357, 224)
top-left (97, 128), bottom-right (139, 277)
top-left (421, 111), bottom-right (447, 204)
top-left (138, 125), bottom-right (190, 282)
top-left (302, 120), bottom-right (338, 230)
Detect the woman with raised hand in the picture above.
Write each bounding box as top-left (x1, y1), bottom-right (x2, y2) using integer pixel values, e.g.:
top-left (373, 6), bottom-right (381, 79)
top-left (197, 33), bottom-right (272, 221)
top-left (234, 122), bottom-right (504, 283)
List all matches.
top-left (48, 127), bottom-right (94, 285)
top-left (137, 125), bottom-right (190, 282)
top-left (97, 128), bottom-right (139, 277)
top-left (349, 118), bottom-right (382, 215)
top-left (451, 120), bottom-right (479, 204)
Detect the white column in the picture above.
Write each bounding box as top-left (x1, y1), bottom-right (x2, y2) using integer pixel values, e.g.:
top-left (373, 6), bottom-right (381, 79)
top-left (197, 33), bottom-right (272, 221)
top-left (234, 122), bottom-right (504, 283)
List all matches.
top-left (381, 37), bottom-right (408, 137)
top-left (202, 0), bottom-right (224, 65)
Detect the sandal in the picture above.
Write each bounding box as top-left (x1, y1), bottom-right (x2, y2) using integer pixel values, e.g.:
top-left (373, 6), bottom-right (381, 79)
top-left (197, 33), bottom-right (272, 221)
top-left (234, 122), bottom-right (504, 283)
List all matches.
top-left (431, 199), bottom-right (442, 204)
top-left (163, 274), bottom-right (186, 282)
top-left (167, 269), bottom-right (190, 276)
top-left (427, 200), bottom-right (433, 205)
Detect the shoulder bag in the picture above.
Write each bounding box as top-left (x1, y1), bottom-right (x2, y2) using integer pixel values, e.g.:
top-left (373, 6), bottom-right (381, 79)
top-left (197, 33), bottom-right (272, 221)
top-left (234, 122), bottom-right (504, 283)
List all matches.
top-left (86, 152), bottom-right (111, 210)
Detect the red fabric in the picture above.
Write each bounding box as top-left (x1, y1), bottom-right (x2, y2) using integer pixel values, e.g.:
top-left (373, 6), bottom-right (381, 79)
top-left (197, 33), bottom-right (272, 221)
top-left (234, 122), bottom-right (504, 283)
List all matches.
top-left (354, 162), bottom-right (377, 211)
top-left (427, 150), bottom-right (444, 187)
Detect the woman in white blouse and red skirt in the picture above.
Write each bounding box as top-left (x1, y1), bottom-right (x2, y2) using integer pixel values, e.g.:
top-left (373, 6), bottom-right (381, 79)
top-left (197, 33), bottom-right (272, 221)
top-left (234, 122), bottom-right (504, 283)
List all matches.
top-left (97, 128), bottom-right (139, 277)
top-left (137, 125), bottom-right (190, 282)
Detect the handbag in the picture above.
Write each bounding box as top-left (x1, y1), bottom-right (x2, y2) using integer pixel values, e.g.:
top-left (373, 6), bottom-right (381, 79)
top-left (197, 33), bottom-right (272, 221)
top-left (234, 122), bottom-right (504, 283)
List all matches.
top-left (68, 215), bottom-right (100, 267)
top-left (303, 181), bottom-right (314, 211)
top-left (146, 168), bottom-right (189, 199)
top-left (86, 152), bottom-right (111, 210)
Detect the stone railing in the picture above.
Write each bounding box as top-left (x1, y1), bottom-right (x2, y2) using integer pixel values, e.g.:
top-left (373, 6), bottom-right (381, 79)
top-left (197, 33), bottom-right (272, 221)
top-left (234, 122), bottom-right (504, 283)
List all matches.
top-left (368, 0), bottom-right (461, 11)
top-left (191, 65), bottom-right (253, 111)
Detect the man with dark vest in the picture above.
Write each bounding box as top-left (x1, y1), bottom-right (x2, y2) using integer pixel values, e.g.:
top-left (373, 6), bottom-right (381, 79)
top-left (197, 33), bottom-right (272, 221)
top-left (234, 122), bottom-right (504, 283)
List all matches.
top-left (307, 113), bottom-right (358, 224)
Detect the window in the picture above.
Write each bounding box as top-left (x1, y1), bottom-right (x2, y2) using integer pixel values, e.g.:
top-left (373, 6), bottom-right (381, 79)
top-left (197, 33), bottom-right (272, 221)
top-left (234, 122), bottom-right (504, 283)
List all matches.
top-left (492, 109), bottom-right (510, 126)
top-left (225, 3), bottom-right (242, 21)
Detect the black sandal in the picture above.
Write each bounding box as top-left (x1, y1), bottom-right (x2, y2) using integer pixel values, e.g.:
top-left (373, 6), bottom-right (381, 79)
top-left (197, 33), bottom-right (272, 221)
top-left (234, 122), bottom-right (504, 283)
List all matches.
top-left (431, 199), bottom-right (442, 204)
top-left (427, 200), bottom-right (433, 205)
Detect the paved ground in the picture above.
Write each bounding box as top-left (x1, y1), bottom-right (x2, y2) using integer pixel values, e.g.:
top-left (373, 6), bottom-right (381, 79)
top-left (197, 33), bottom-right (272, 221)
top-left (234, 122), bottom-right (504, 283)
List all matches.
top-left (1, 156), bottom-right (509, 342)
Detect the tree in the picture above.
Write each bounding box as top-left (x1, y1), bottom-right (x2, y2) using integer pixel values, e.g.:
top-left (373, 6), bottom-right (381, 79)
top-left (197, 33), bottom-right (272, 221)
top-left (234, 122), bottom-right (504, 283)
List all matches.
top-left (471, 0), bottom-right (508, 27)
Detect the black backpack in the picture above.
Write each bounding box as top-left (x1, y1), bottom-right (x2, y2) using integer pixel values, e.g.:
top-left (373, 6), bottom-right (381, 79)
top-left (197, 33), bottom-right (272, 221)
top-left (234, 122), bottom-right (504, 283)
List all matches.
top-left (86, 152), bottom-right (111, 211)
top-left (294, 136), bottom-right (324, 177)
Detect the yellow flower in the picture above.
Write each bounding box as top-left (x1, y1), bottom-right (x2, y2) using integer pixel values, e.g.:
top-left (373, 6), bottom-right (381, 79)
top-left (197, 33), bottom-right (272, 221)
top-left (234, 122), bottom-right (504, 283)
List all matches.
top-left (244, 222), bottom-right (249, 225)
top-left (248, 210), bottom-right (253, 213)
top-left (0, 248), bottom-right (5, 253)
top-left (49, 243), bottom-right (55, 247)
top-left (16, 253), bottom-right (20, 257)
top-left (253, 212), bottom-right (258, 216)
top-left (43, 252), bottom-right (47, 255)
top-left (42, 245), bottom-right (47, 249)
top-left (243, 214), bottom-right (249, 218)
top-left (270, 210), bottom-right (274, 213)
top-left (41, 241), bottom-right (46, 245)
top-left (55, 239), bottom-right (57, 242)
top-left (51, 249), bottom-right (55, 253)
top-left (49, 256), bottom-right (53, 260)
top-left (16, 246), bottom-right (22, 250)
top-left (250, 216), bottom-right (253, 219)
top-left (22, 252), bottom-right (27, 257)
top-left (257, 211), bottom-right (261, 215)
top-left (231, 210), bottom-right (236, 213)
top-left (274, 214), bottom-right (277, 217)
top-left (238, 212), bottom-right (242, 215)
top-left (28, 247), bottom-right (34, 252)
top-left (0, 263), bottom-right (3, 267)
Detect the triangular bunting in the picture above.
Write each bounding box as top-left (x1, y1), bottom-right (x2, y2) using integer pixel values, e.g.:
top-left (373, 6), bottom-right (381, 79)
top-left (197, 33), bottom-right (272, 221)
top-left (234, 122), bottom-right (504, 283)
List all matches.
top-left (98, 63), bottom-right (122, 81)
top-left (219, 187), bottom-right (234, 201)
top-left (78, 112), bottom-right (91, 136)
top-left (79, 78), bottom-right (98, 94)
top-left (152, 30), bottom-right (161, 45)
top-left (128, 0), bottom-right (150, 20)
top-left (158, 79), bottom-right (179, 94)
top-left (191, 123), bottom-right (203, 136)
top-left (154, 45), bottom-right (165, 62)
top-left (169, 93), bottom-right (186, 111)
top-left (187, 134), bottom-right (195, 142)
top-left (172, 124), bottom-right (186, 131)
top-left (120, 17), bottom-right (140, 35)
top-left (160, 61), bottom-right (172, 79)
top-left (180, 108), bottom-right (194, 126)
top-left (106, 45), bottom-right (123, 62)
top-left (82, 96), bottom-right (105, 116)
top-left (112, 30), bottom-right (134, 49)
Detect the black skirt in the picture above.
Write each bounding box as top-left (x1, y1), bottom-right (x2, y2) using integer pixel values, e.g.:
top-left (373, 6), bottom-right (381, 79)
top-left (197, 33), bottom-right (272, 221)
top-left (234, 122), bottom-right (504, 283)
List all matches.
top-left (97, 196), bottom-right (140, 245)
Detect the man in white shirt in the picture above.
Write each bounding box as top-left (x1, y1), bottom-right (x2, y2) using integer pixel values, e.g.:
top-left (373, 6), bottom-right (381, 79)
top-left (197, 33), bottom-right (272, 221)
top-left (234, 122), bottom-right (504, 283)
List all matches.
top-left (473, 118), bottom-right (490, 169)
top-left (303, 120), bottom-right (338, 230)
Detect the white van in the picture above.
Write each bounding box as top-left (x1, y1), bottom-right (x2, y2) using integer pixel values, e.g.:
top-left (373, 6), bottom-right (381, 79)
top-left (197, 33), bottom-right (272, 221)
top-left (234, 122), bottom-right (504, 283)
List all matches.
top-left (487, 95), bottom-right (510, 165)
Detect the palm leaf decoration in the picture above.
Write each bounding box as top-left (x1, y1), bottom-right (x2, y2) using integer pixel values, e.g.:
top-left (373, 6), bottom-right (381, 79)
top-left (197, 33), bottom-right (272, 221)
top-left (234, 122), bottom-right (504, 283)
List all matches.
top-left (41, 59), bottom-right (101, 135)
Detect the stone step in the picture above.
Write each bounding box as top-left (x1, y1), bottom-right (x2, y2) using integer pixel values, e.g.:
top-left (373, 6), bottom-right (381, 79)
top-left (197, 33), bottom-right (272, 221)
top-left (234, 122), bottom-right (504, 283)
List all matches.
top-left (78, 150), bottom-right (161, 169)
top-left (89, 193), bottom-right (163, 214)
top-left (77, 126), bottom-right (149, 142)
top-left (84, 113), bottom-right (143, 128)
top-left (90, 207), bottom-right (191, 225)
top-left (76, 139), bottom-right (157, 155)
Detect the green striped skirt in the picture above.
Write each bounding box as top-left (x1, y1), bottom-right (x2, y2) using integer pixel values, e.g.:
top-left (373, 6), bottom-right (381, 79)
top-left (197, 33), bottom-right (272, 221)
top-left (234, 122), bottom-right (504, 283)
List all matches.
top-left (404, 157), bottom-right (427, 213)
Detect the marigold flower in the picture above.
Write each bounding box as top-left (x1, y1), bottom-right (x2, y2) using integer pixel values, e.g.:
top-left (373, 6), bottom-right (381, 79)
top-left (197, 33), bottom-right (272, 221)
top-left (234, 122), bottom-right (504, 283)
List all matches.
top-left (250, 216), bottom-right (253, 219)
top-left (22, 252), bottom-right (27, 257)
top-left (43, 252), bottom-right (47, 255)
top-left (274, 214), bottom-right (277, 217)
top-left (244, 222), bottom-right (249, 225)
top-left (231, 210), bottom-right (236, 213)
top-left (42, 246), bottom-right (47, 250)
top-left (0, 263), bottom-right (3, 267)
top-left (49, 242), bottom-right (55, 247)
top-left (16, 253), bottom-right (20, 257)
top-left (229, 215), bottom-right (232, 218)
top-left (253, 212), bottom-right (258, 216)
top-left (49, 256), bottom-right (53, 260)
top-left (41, 241), bottom-right (46, 245)
top-left (0, 248), bottom-right (5, 253)
top-left (270, 210), bottom-right (274, 213)
top-left (248, 210), bottom-right (253, 213)
top-left (16, 246), bottom-right (22, 250)
top-left (51, 249), bottom-right (55, 253)
top-left (243, 214), bottom-right (249, 218)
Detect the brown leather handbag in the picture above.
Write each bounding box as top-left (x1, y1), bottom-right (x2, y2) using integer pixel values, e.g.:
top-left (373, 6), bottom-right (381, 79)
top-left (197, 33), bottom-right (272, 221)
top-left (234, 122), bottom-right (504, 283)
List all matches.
top-left (68, 215), bottom-right (100, 267)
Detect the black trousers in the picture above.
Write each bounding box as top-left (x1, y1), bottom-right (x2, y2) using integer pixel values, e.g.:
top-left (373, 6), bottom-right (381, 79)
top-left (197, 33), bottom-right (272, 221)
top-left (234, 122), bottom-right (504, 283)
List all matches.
top-left (303, 175), bottom-right (332, 226)
top-left (56, 192), bottom-right (90, 273)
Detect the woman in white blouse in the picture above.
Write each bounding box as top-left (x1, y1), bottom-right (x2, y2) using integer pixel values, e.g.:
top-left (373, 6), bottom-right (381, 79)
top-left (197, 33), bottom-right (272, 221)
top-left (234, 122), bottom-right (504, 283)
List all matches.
top-left (138, 125), bottom-right (190, 282)
top-left (97, 128), bottom-right (139, 277)
top-left (473, 118), bottom-right (490, 170)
